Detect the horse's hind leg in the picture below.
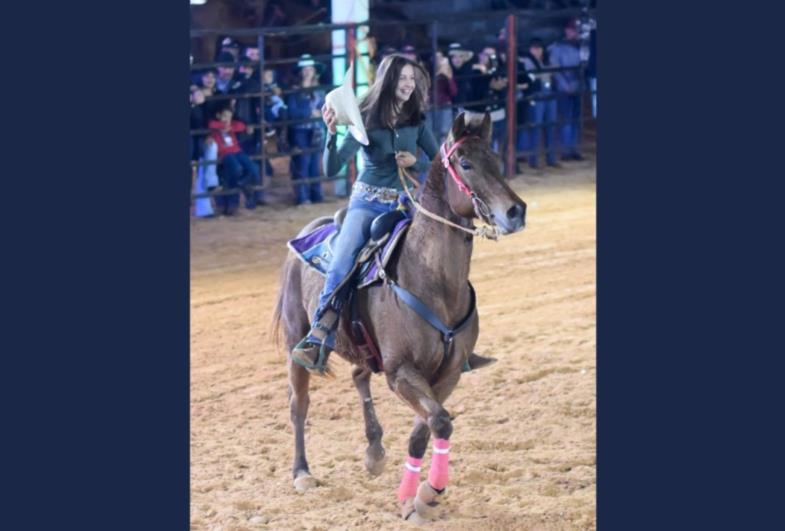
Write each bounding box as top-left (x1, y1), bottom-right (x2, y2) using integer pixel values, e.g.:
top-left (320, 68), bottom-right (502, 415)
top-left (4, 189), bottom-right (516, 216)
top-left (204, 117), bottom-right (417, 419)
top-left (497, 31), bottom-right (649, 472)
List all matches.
top-left (283, 287), bottom-right (318, 492)
top-left (351, 366), bottom-right (386, 476)
top-left (288, 357), bottom-right (318, 492)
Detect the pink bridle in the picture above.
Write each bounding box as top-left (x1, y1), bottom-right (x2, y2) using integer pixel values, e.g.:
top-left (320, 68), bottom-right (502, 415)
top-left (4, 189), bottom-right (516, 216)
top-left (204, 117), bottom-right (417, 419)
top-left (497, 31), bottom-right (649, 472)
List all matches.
top-left (439, 136), bottom-right (496, 227)
top-left (440, 136), bottom-right (473, 197)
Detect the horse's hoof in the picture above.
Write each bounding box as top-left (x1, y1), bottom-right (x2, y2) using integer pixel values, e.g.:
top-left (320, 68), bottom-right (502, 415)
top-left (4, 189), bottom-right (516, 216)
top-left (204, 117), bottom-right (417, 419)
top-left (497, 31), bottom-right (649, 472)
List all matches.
top-left (414, 481), bottom-right (445, 520)
top-left (400, 497), bottom-right (427, 524)
top-left (365, 446), bottom-right (386, 477)
top-left (293, 471), bottom-right (318, 493)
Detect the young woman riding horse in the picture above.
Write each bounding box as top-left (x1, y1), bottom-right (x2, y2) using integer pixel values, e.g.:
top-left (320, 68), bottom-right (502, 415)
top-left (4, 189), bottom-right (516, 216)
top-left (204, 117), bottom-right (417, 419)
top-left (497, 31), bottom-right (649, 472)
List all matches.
top-left (291, 54), bottom-right (492, 374)
top-left (275, 109), bottom-right (526, 522)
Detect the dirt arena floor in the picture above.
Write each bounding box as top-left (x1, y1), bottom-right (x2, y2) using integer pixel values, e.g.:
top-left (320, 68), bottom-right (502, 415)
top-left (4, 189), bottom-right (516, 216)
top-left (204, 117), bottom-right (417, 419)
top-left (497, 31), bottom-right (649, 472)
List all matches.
top-left (190, 160), bottom-right (596, 530)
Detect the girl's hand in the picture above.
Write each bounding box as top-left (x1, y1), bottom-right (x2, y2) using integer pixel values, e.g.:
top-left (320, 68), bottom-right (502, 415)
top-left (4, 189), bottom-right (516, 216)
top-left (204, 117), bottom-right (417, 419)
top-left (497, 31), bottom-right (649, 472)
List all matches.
top-left (395, 151), bottom-right (417, 168)
top-left (321, 103), bottom-right (337, 134)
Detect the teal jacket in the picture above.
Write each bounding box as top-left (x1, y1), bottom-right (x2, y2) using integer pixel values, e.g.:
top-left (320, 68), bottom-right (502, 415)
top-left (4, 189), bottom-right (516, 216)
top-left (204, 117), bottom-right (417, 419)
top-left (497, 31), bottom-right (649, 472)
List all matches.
top-left (323, 123), bottom-right (440, 190)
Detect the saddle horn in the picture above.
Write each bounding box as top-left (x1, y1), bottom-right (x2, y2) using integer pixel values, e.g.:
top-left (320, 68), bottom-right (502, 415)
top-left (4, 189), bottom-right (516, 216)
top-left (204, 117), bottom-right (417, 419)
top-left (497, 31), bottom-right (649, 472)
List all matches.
top-left (325, 61), bottom-right (369, 146)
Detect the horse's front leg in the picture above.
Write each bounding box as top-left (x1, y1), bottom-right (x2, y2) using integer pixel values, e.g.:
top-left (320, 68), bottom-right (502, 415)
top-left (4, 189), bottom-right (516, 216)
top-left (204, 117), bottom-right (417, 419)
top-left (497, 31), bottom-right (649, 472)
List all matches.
top-left (351, 366), bottom-right (386, 476)
top-left (389, 364), bottom-right (455, 521)
top-left (396, 416), bottom-right (430, 521)
top-left (398, 367), bottom-right (461, 515)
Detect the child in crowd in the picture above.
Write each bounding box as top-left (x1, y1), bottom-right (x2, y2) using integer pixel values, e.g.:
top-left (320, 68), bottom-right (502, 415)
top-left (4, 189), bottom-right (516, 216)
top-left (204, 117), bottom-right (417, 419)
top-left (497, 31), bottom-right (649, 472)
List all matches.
top-left (208, 107), bottom-right (265, 214)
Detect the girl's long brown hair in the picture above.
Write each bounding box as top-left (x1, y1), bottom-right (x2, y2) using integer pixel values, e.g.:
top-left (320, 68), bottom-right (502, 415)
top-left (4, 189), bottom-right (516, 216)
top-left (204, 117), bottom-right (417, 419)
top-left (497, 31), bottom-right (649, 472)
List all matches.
top-left (359, 54), bottom-right (430, 130)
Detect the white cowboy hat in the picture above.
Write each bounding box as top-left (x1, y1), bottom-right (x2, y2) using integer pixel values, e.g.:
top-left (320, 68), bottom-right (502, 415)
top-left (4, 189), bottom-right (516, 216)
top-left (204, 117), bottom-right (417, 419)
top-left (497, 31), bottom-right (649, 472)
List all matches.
top-left (325, 62), bottom-right (369, 146)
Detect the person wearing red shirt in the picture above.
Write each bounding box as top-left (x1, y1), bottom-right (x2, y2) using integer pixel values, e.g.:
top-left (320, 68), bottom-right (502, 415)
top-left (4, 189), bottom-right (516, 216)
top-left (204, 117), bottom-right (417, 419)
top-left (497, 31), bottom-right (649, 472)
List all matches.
top-left (208, 107), bottom-right (264, 212)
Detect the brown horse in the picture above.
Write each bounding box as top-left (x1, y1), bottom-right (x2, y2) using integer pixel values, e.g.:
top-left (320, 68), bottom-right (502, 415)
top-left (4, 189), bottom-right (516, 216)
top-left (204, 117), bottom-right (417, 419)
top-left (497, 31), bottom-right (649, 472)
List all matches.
top-left (273, 112), bottom-right (526, 521)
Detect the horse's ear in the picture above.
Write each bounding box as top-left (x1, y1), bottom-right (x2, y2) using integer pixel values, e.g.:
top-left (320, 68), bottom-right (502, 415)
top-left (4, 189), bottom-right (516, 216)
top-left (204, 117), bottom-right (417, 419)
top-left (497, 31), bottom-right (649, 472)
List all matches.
top-left (451, 112), bottom-right (467, 140)
top-left (480, 112), bottom-right (492, 144)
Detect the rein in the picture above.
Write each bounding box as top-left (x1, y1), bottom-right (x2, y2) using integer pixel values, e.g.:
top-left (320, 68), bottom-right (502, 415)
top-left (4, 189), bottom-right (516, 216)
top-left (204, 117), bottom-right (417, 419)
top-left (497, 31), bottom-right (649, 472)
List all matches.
top-left (397, 135), bottom-right (500, 241)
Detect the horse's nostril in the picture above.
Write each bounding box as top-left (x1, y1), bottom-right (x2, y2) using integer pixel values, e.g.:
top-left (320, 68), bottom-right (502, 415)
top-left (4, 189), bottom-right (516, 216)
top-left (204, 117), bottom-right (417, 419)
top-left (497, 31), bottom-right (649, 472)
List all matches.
top-left (507, 203), bottom-right (524, 220)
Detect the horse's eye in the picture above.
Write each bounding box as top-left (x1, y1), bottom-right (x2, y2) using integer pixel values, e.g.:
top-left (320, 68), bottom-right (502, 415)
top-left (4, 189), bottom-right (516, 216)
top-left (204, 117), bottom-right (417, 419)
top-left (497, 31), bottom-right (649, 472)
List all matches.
top-left (459, 160), bottom-right (472, 170)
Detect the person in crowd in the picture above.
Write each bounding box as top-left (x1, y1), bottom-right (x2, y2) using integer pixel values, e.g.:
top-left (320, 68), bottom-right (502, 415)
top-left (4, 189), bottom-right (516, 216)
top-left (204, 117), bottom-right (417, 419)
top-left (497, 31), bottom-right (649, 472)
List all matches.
top-left (286, 54), bottom-right (326, 205)
top-left (243, 44), bottom-right (260, 63)
top-left (190, 85), bottom-right (207, 161)
top-left (215, 52), bottom-right (242, 95)
top-left (548, 18), bottom-right (584, 161)
top-left (475, 45), bottom-right (508, 159)
top-left (587, 19), bottom-right (597, 118)
top-left (358, 31), bottom-right (380, 84)
top-left (234, 51), bottom-right (263, 156)
top-left (289, 54), bottom-right (440, 374)
top-left (401, 44), bottom-right (418, 62)
top-left (520, 38), bottom-right (558, 168)
top-left (432, 49), bottom-right (457, 142)
top-left (447, 42), bottom-right (478, 114)
top-left (262, 66), bottom-right (288, 148)
top-left (197, 68), bottom-right (216, 96)
top-left (208, 106), bottom-right (265, 214)
top-left (190, 85), bottom-right (217, 218)
top-left (195, 68), bottom-right (223, 121)
top-left (217, 36), bottom-right (241, 61)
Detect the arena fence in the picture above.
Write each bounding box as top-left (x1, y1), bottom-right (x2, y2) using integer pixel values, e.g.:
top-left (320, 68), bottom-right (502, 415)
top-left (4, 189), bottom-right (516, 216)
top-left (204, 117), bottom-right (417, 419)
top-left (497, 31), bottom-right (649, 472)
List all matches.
top-left (189, 8), bottom-right (597, 201)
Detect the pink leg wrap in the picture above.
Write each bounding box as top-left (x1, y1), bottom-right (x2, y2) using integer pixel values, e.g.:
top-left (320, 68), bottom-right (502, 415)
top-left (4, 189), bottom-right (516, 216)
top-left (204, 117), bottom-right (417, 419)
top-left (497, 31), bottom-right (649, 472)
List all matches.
top-left (428, 438), bottom-right (450, 490)
top-left (397, 456), bottom-right (423, 502)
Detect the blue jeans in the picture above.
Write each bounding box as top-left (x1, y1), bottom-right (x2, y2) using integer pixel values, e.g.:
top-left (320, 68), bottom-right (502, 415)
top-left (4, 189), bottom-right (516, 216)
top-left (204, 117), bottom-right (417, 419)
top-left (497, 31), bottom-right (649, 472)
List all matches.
top-left (557, 93), bottom-right (582, 156)
top-left (290, 129), bottom-right (324, 205)
top-left (520, 93), bottom-right (557, 166)
top-left (221, 152), bottom-right (264, 208)
top-left (315, 196), bottom-right (399, 317)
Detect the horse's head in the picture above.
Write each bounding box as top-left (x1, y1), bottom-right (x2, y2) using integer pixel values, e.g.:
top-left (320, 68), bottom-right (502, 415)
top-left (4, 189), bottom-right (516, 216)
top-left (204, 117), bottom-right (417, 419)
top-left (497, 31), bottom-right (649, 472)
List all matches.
top-left (441, 112), bottom-right (526, 235)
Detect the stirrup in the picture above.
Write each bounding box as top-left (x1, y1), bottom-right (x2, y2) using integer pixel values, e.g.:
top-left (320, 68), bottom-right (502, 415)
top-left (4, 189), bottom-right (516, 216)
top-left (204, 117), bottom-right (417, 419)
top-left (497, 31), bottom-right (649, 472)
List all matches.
top-left (291, 335), bottom-right (333, 376)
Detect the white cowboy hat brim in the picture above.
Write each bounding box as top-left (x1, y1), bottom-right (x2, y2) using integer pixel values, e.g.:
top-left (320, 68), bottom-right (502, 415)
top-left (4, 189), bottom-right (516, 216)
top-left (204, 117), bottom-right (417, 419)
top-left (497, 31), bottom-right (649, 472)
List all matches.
top-left (325, 62), bottom-right (369, 146)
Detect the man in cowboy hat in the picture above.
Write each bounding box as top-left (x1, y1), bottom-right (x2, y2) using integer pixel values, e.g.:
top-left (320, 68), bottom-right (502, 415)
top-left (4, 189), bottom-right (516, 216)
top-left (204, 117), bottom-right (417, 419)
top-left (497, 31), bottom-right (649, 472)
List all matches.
top-left (218, 36), bottom-right (241, 60)
top-left (214, 52), bottom-right (242, 95)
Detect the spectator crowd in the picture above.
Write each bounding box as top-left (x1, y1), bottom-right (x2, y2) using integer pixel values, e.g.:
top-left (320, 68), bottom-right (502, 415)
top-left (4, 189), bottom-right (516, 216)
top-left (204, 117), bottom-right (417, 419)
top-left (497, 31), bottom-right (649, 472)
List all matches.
top-left (190, 18), bottom-right (596, 218)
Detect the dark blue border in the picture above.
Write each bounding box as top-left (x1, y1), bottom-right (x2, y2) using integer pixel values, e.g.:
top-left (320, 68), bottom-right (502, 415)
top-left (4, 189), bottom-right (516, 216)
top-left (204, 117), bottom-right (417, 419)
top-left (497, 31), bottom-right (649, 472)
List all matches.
top-left (599, 1), bottom-right (782, 529)
top-left (5, 1), bottom-right (189, 529)
top-left (6, 1), bottom-right (783, 529)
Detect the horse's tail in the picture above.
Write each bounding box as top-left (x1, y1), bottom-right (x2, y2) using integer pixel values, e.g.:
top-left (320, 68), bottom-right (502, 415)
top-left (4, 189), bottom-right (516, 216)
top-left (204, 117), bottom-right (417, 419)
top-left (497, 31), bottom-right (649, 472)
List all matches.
top-left (271, 216), bottom-right (332, 356)
top-left (270, 267), bottom-right (286, 356)
top-left (270, 253), bottom-right (294, 356)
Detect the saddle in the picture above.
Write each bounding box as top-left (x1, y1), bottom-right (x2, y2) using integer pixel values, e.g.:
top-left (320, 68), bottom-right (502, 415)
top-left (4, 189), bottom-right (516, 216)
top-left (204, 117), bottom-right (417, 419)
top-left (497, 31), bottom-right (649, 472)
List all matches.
top-left (287, 208), bottom-right (411, 373)
top-left (287, 208), bottom-right (411, 289)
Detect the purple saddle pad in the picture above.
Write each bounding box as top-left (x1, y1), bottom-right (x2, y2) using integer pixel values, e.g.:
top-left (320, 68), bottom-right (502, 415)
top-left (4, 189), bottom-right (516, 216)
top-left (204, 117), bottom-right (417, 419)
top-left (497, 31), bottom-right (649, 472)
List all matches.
top-left (286, 218), bottom-right (411, 286)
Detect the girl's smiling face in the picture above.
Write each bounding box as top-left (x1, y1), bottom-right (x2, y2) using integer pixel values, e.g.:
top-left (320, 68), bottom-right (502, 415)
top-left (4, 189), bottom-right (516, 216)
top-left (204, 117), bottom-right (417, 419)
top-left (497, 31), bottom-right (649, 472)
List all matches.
top-left (395, 64), bottom-right (416, 103)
